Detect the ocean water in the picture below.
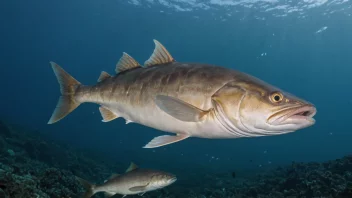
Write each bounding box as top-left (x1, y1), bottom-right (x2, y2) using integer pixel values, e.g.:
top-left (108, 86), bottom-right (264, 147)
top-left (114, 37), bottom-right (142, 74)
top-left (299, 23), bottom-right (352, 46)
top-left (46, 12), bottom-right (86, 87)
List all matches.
top-left (1, 0), bottom-right (352, 194)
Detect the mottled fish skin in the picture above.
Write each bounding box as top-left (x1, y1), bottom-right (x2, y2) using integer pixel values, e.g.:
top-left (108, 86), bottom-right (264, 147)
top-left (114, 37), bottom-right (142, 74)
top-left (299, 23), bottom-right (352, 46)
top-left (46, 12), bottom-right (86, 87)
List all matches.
top-left (76, 162), bottom-right (176, 198)
top-left (48, 39), bottom-right (316, 148)
top-left (75, 63), bottom-right (244, 138)
top-left (97, 169), bottom-right (175, 195)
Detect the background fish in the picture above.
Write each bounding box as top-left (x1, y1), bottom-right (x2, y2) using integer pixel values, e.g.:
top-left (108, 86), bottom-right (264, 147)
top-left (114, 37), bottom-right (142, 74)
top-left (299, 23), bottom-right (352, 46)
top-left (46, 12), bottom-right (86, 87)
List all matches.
top-left (76, 162), bottom-right (176, 198)
top-left (48, 40), bottom-right (316, 148)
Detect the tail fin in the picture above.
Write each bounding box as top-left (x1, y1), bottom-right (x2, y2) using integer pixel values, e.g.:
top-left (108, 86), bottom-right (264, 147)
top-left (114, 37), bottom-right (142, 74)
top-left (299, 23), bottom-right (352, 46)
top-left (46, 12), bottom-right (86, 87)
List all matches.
top-left (48, 62), bottom-right (82, 124)
top-left (75, 176), bottom-right (96, 198)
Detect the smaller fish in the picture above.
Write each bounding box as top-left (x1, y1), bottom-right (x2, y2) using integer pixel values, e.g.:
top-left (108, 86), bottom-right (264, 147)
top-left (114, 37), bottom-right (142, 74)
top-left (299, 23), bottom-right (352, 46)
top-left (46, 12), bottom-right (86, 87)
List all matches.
top-left (76, 162), bottom-right (176, 198)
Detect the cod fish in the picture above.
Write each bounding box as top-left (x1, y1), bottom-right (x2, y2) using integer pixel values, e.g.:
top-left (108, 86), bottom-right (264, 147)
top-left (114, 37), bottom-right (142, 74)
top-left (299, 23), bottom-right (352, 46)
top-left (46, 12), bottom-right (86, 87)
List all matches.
top-left (48, 40), bottom-right (316, 148)
top-left (76, 162), bottom-right (176, 198)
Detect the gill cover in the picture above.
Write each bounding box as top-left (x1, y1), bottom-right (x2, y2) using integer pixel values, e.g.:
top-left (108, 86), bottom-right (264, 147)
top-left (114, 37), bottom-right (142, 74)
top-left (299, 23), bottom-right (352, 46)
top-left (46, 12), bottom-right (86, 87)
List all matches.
top-left (211, 81), bottom-right (248, 135)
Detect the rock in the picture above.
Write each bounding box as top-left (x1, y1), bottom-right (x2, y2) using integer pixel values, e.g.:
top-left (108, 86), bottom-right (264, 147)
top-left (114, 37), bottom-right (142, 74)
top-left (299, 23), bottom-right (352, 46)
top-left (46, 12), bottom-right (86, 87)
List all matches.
top-left (0, 188), bottom-right (7, 198)
top-left (0, 121), bottom-right (11, 138)
top-left (6, 149), bottom-right (15, 157)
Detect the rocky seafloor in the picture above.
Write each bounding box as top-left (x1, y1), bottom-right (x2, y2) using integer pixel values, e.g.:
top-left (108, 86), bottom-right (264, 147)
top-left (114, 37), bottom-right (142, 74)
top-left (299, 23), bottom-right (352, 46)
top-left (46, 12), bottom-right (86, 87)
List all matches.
top-left (0, 120), bottom-right (351, 198)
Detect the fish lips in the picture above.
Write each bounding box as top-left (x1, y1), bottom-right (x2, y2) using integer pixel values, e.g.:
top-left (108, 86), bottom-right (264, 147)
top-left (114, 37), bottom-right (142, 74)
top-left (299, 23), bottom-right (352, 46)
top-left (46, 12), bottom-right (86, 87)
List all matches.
top-left (168, 176), bottom-right (177, 184)
top-left (268, 104), bottom-right (317, 126)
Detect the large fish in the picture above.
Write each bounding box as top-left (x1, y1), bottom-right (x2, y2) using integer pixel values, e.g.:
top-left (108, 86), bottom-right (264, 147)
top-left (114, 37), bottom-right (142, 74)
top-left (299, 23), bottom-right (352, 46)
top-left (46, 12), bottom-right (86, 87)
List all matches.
top-left (76, 162), bottom-right (176, 198)
top-left (48, 40), bottom-right (316, 148)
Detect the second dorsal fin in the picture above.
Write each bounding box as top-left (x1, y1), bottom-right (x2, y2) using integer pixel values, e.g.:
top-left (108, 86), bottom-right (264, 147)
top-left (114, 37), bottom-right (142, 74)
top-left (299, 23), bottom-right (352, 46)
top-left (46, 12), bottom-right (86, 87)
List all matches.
top-left (97, 71), bottom-right (111, 82)
top-left (115, 52), bottom-right (141, 73)
top-left (144, 39), bottom-right (175, 67)
top-left (126, 162), bottom-right (138, 172)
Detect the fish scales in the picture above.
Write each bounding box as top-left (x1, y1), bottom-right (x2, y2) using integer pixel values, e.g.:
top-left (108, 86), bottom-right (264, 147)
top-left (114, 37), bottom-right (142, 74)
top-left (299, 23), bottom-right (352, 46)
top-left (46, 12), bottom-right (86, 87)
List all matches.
top-left (76, 63), bottom-right (238, 137)
top-left (76, 162), bottom-right (176, 198)
top-left (100, 169), bottom-right (164, 193)
top-left (48, 39), bottom-right (316, 148)
top-left (82, 64), bottom-right (235, 109)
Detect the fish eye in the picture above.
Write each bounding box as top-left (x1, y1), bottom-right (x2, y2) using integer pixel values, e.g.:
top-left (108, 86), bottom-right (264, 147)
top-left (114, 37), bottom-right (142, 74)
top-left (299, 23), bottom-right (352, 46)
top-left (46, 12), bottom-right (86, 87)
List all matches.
top-left (270, 92), bottom-right (284, 103)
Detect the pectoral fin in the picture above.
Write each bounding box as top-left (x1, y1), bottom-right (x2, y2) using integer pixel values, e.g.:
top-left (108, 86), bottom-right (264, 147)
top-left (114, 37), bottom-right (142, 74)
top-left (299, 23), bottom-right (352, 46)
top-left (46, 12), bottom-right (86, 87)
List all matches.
top-left (129, 184), bottom-right (149, 192)
top-left (143, 134), bottom-right (190, 148)
top-left (155, 95), bottom-right (209, 122)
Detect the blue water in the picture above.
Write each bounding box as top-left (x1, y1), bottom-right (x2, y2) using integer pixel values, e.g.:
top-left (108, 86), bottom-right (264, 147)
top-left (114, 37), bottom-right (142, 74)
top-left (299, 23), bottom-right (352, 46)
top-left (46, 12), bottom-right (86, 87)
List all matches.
top-left (1, 0), bottom-right (352, 177)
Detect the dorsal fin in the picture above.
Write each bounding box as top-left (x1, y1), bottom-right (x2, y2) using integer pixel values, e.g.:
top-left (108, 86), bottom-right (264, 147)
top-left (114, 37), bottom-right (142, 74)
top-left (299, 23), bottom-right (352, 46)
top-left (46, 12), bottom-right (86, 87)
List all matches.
top-left (97, 71), bottom-right (111, 82)
top-left (144, 39), bottom-right (175, 67)
top-left (115, 52), bottom-right (141, 73)
top-left (126, 162), bottom-right (138, 172)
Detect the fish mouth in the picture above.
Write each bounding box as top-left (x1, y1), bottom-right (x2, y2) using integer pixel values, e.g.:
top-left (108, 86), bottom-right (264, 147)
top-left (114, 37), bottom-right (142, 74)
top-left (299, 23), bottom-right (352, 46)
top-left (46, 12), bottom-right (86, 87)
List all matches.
top-left (168, 177), bottom-right (177, 184)
top-left (268, 104), bottom-right (317, 126)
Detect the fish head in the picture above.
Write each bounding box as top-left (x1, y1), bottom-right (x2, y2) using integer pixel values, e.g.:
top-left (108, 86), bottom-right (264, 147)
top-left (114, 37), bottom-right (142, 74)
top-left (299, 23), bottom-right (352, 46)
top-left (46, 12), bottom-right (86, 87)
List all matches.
top-left (148, 173), bottom-right (177, 190)
top-left (212, 76), bottom-right (316, 136)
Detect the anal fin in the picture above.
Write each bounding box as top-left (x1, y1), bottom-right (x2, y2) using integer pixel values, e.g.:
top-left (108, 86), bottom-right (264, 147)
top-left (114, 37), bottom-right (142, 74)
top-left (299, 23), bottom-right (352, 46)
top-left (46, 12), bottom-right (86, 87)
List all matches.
top-left (143, 134), bottom-right (190, 148)
top-left (99, 106), bottom-right (118, 122)
top-left (125, 119), bottom-right (133, 124)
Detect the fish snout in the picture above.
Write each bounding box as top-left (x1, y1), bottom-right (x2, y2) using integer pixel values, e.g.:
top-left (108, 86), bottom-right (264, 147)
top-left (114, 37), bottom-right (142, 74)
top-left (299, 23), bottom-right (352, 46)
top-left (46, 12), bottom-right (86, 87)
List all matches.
top-left (269, 104), bottom-right (317, 126)
top-left (150, 174), bottom-right (177, 189)
top-left (167, 176), bottom-right (177, 184)
top-left (161, 174), bottom-right (177, 185)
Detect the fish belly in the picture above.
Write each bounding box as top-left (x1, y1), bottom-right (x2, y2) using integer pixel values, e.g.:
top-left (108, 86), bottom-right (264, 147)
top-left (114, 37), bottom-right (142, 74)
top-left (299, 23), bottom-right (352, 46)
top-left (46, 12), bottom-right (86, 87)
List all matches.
top-left (100, 95), bottom-right (235, 139)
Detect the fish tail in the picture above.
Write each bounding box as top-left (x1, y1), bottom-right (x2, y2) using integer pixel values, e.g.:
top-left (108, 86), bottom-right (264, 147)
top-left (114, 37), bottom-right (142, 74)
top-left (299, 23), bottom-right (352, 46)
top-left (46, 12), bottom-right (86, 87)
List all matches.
top-left (47, 61), bottom-right (82, 124)
top-left (75, 176), bottom-right (96, 198)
